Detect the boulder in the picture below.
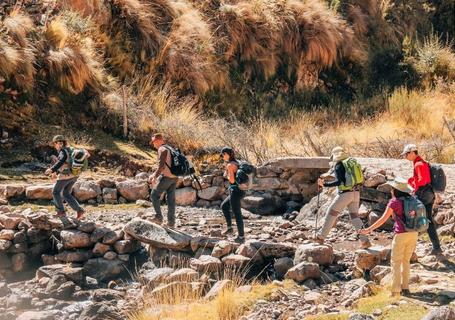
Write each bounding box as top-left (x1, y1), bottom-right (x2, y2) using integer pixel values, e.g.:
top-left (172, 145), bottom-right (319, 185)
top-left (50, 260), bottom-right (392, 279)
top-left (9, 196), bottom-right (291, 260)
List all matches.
top-left (211, 240), bottom-right (238, 259)
top-left (0, 239), bottom-right (12, 251)
top-left (55, 250), bottom-right (93, 263)
top-left (113, 240), bottom-right (140, 254)
top-left (360, 187), bottom-right (390, 205)
top-left (151, 282), bottom-right (195, 298)
top-left (363, 174), bottom-right (387, 188)
top-left (175, 187), bottom-right (197, 206)
top-left (354, 246), bottom-right (389, 271)
top-left (136, 199), bottom-right (152, 207)
top-left (78, 221), bottom-right (96, 233)
top-left (140, 267), bottom-right (174, 286)
top-left (92, 289), bottom-right (125, 302)
top-left (16, 311), bottom-right (63, 320)
top-left (27, 227), bottom-right (51, 243)
top-left (294, 243), bottom-right (334, 266)
top-left (368, 211), bottom-right (394, 231)
top-left (250, 241), bottom-right (296, 259)
top-left (222, 254), bottom-right (251, 268)
top-left (0, 214), bottom-right (23, 229)
top-left (60, 230), bottom-right (91, 249)
top-left (73, 181), bottom-right (101, 202)
top-left (252, 177), bottom-right (288, 191)
top-left (422, 306), bottom-right (455, 320)
top-left (27, 212), bottom-right (63, 230)
top-left (285, 262), bottom-right (320, 282)
top-left (124, 218), bottom-right (192, 250)
top-left (197, 186), bottom-right (224, 201)
top-left (191, 236), bottom-right (222, 252)
top-left (235, 243), bottom-right (264, 265)
top-left (190, 255), bottom-right (222, 273)
top-left (167, 268), bottom-right (199, 283)
top-left (205, 279), bottom-right (233, 299)
top-left (296, 189), bottom-right (336, 224)
top-left (90, 227), bottom-right (109, 243)
top-left (115, 180), bottom-right (149, 201)
top-left (102, 188), bottom-right (118, 204)
top-left (377, 183), bottom-right (393, 193)
top-left (0, 229), bottom-right (14, 241)
top-left (241, 195), bottom-right (285, 215)
top-left (1, 185), bottom-right (25, 199)
top-left (274, 257), bottom-right (294, 279)
top-left (83, 258), bottom-right (125, 281)
top-left (102, 230), bottom-right (123, 245)
top-left (25, 184), bottom-right (54, 200)
top-left (370, 265), bottom-right (391, 284)
top-left (36, 264), bottom-right (84, 284)
top-left (79, 302), bottom-right (123, 320)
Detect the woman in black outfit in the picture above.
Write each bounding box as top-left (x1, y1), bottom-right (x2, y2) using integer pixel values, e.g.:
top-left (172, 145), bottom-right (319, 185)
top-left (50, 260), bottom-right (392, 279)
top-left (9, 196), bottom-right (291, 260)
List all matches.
top-left (220, 147), bottom-right (245, 243)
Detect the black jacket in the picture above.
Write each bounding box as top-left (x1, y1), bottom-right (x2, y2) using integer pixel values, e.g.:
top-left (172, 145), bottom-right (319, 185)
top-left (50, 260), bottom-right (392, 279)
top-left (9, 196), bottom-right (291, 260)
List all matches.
top-left (50, 149), bottom-right (68, 173)
top-left (323, 162), bottom-right (346, 188)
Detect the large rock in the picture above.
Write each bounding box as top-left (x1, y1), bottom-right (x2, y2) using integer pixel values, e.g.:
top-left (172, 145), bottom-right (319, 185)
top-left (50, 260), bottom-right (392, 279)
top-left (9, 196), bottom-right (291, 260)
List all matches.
top-left (27, 227), bottom-right (51, 243)
top-left (60, 230), bottom-right (92, 249)
top-left (175, 187), bottom-right (197, 206)
top-left (113, 240), bottom-right (140, 254)
top-left (55, 250), bottom-right (93, 263)
top-left (115, 180), bottom-right (149, 201)
top-left (222, 254), bottom-right (251, 268)
top-left (294, 243), bottom-right (334, 266)
top-left (83, 258), bottom-right (125, 281)
top-left (140, 267), bottom-right (174, 286)
top-left (0, 229), bottom-right (14, 241)
top-left (241, 194), bottom-right (285, 215)
top-left (285, 262), bottom-right (320, 282)
top-left (0, 239), bottom-right (12, 251)
top-left (296, 189), bottom-right (336, 224)
top-left (16, 311), bottom-right (63, 320)
top-left (151, 281), bottom-right (195, 298)
top-left (235, 242), bottom-right (264, 265)
top-left (73, 180), bottom-right (101, 202)
top-left (0, 214), bottom-right (23, 229)
top-left (190, 255), bottom-right (222, 273)
top-left (27, 212), bottom-right (63, 230)
top-left (422, 306), bottom-right (455, 320)
top-left (252, 177), bottom-right (288, 191)
top-left (211, 240), bottom-right (238, 259)
top-left (167, 268), bottom-right (199, 282)
top-left (124, 218), bottom-right (192, 250)
top-left (25, 184), bottom-right (54, 200)
top-left (1, 185), bottom-right (25, 199)
top-left (79, 302), bottom-right (123, 320)
top-left (102, 230), bottom-right (123, 245)
top-left (197, 186), bottom-right (224, 201)
top-left (205, 279), bottom-right (233, 300)
top-left (370, 265), bottom-right (391, 284)
top-left (360, 187), bottom-right (390, 205)
top-left (274, 257), bottom-right (294, 279)
top-left (36, 264), bottom-right (84, 284)
top-left (93, 243), bottom-right (111, 256)
top-left (250, 241), bottom-right (296, 259)
top-left (102, 188), bottom-right (118, 204)
top-left (363, 173), bottom-right (387, 188)
top-left (354, 246), bottom-right (389, 271)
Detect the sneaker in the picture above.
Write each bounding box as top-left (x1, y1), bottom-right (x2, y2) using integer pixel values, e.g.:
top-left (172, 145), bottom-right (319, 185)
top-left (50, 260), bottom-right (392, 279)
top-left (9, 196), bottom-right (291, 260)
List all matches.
top-left (151, 215), bottom-right (164, 224)
top-left (430, 248), bottom-right (442, 256)
top-left (401, 289), bottom-right (411, 297)
top-left (167, 222), bottom-right (176, 229)
top-left (222, 228), bottom-right (234, 236)
top-left (76, 210), bottom-right (85, 220)
top-left (360, 240), bottom-right (372, 249)
top-left (234, 236), bottom-right (245, 244)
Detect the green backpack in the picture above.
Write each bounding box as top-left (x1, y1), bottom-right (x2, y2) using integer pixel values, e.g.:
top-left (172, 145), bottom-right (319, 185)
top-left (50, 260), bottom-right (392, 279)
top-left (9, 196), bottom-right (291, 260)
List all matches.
top-left (339, 158), bottom-right (364, 191)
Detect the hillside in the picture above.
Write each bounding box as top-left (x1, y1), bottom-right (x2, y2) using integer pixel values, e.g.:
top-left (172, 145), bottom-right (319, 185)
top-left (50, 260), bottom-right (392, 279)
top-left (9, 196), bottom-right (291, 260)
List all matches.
top-left (0, 0), bottom-right (454, 167)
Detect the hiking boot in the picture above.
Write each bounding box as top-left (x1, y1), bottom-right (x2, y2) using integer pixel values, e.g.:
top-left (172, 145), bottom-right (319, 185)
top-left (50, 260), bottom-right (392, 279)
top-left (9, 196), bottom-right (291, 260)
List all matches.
top-left (234, 236), bottom-right (245, 244)
top-left (76, 210), bottom-right (85, 220)
top-left (56, 211), bottom-right (66, 217)
top-left (166, 222), bottom-right (176, 229)
top-left (360, 240), bottom-right (372, 249)
top-left (401, 289), bottom-right (411, 297)
top-left (430, 248), bottom-right (443, 256)
top-left (222, 228), bottom-right (234, 236)
top-left (151, 215), bottom-right (164, 224)
top-left (310, 235), bottom-right (324, 245)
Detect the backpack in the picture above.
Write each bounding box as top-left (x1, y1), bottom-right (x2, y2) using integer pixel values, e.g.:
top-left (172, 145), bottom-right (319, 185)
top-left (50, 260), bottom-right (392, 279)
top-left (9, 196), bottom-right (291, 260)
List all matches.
top-left (163, 145), bottom-right (195, 177)
top-left (64, 147), bottom-right (89, 176)
top-left (400, 196), bottom-right (429, 233)
top-left (429, 163), bottom-right (446, 193)
top-left (340, 157), bottom-right (364, 190)
top-left (235, 161), bottom-right (256, 190)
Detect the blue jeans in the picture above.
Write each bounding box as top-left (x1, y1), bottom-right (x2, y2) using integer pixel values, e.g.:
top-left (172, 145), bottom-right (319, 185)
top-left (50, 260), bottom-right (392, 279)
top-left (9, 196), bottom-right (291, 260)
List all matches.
top-left (53, 177), bottom-right (83, 213)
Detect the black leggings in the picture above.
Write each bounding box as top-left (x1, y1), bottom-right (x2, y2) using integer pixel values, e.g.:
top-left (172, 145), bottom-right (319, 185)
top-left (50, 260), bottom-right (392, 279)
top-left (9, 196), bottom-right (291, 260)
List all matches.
top-left (221, 187), bottom-right (245, 237)
top-left (417, 187), bottom-right (441, 251)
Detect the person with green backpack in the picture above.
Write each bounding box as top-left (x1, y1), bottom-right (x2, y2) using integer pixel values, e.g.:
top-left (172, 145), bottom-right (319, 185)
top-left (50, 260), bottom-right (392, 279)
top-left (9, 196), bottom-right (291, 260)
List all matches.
top-left (315, 146), bottom-right (371, 248)
top-left (44, 135), bottom-right (89, 220)
top-left (359, 178), bottom-right (426, 297)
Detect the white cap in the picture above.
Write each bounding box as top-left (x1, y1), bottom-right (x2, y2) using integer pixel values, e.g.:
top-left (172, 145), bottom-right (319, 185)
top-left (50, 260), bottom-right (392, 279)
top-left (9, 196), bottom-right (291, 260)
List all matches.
top-left (400, 144), bottom-right (418, 156)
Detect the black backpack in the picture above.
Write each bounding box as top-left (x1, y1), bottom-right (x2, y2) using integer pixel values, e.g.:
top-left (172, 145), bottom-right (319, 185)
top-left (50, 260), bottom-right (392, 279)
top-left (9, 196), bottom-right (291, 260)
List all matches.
top-left (164, 146), bottom-right (195, 177)
top-left (235, 161), bottom-right (256, 189)
top-left (429, 163), bottom-right (446, 193)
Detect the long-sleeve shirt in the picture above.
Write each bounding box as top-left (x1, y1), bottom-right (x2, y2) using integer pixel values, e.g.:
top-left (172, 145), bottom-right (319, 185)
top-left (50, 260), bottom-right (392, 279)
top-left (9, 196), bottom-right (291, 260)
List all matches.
top-left (408, 156), bottom-right (431, 192)
top-left (153, 145), bottom-right (175, 178)
top-left (324, 162), bottom-right (346, 188)
top-left (50, 149), bottom-right (68, 173)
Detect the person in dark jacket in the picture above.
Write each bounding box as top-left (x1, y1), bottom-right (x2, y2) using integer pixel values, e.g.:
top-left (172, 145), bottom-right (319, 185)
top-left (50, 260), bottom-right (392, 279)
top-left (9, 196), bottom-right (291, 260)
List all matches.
top-left (401, 144), bottom-right (442, 255)
top-left (220, 147), bottom-right (245, 243)
top-left (315, 146), bottom-right (371, 248)
top-left (44, 135), bottom-right (86, 219)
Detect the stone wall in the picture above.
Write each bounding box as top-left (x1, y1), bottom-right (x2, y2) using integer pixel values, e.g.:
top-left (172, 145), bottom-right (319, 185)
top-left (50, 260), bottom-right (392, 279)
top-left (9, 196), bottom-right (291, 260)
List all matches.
top-left (0, 157), bottom-right (330, 216)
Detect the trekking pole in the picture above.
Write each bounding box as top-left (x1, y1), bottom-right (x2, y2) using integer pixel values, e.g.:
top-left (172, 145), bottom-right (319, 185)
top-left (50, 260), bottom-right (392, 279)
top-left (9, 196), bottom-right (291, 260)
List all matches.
top-left (314, 186), bottom-right (321, 238)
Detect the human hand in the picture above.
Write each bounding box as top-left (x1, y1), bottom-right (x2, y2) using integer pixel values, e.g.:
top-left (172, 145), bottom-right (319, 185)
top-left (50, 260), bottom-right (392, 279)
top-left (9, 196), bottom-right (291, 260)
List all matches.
top-left (51, 172), bottom-right (57, 180)
top-left (317, 178), bottom-right (324, 188)
top-left (45, 168), bottom-right (52, 176)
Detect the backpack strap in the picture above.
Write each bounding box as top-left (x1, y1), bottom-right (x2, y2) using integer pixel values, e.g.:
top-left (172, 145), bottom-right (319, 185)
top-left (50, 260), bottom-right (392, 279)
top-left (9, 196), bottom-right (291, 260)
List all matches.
top-left (161, 145), bottom-right (173, 170)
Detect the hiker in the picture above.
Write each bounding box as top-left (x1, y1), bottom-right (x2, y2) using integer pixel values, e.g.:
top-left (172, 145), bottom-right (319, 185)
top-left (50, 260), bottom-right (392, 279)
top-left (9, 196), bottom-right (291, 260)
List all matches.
top-left (44, 135), bottom-right (86, 220)
top-left (401, 144), bottom-right (442, 255)
top-left (149, 133), bottom-right (178, 228)
top-left (220, 147), bottom-right (245, 243)
top-left (359, 178), bottom-right (418, 297)
top-left (315, 146), bottom-right (371, 248)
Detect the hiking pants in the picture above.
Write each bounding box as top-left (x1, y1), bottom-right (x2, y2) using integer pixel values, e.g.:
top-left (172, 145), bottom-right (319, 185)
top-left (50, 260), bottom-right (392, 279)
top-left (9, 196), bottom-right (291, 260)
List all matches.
top-left (53, 177), bottom-right (83, 213)
top-left (391, 231), bottom-right (418, 293)
top-left (151, 176), bottom-right (178, 225)
top-left (416, 187), bottom-right (441, 251)
top-left (318, 190), bottom-right (369, 243)
top-left (221, 186), bottom-right (245, 237)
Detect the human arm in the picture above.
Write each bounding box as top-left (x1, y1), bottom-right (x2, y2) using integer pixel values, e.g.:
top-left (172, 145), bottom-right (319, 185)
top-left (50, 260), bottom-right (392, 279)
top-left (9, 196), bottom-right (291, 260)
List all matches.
top-left (358, 207), bottom-right (393, 234)
top-left (150, 147), bottom-right (169, 181)
top-left (46, 150), bottom-right (67, 175)
top-left (408, 161), bottom-right (429, 190)
top-left (321, 163), bottom-right (346, 188)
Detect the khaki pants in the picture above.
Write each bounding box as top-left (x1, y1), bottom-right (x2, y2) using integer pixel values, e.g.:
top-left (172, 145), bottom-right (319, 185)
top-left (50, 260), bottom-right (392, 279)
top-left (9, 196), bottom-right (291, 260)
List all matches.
top-left (391, 232), bottom-right (418, 293)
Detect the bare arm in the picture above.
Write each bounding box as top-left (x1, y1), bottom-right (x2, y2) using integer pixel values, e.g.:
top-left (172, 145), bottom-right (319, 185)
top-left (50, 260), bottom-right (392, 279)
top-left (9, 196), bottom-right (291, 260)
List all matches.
top-left (152, 148), bottom-right (168, 178)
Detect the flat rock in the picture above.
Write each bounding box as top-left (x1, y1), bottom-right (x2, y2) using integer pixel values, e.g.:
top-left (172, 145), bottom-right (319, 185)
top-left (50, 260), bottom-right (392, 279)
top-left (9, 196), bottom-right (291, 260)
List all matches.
top-left (25, 185), bottom-right (54, 200)
top-left (60, 230), bottom-right (91, 249)
top-left (190, 255), bottom-right (222, 273)
top-left (55, 250), bottom-right (93, 263)
top-left (73, 181), bottom-right (101, 202)
top-left (83, 258), bottom-right (125, 281)
top-left (422, 307), bottom-right (455, 320)
top-left (250, 241), bottom-right (296, 259)
top-left (294, 243), bottom-right (334, 266)
top-left (113, 240), bottom-right (140, 254)
top-left (205, 279), bottom-right (233, 300)
top-left (124, 218), bottom-right (192, 250)
top-left (222, 254), bottom-right (251, 268)
top-left (354, 246), bottom-right (389, 271)
top-left (211, 240), bottom-right (238, 259)
top-left (115, 180), bottom-right (149, 201)
top-left (285, 262), bottom-right (320, 282)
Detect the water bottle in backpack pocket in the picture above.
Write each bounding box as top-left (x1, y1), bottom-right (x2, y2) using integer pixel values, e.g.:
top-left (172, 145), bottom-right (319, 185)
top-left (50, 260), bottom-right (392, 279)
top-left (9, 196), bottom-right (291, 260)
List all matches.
top-left (235, 161), bottom-right (256, 191)
top-left (401, 196), bottom-right (429, 233)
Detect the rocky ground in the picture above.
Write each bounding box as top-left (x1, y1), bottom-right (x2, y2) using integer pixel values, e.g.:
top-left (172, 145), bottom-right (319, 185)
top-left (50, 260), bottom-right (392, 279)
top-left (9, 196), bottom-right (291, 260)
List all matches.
top-left (0, 157), bottom-right (454, 320)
